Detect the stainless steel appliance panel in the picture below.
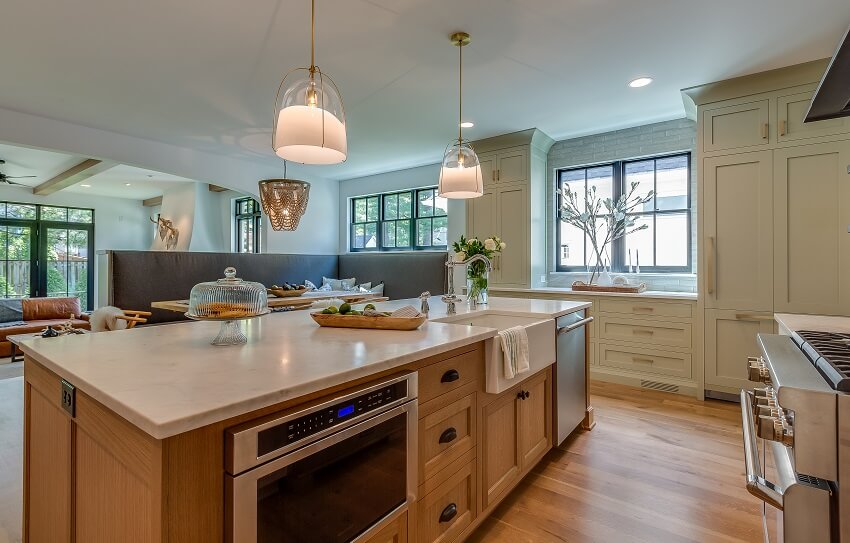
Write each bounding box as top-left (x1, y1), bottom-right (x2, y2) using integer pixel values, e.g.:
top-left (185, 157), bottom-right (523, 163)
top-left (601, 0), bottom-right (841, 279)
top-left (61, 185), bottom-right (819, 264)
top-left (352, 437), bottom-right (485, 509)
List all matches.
top-left (555, 310), bottom-right (591, 445)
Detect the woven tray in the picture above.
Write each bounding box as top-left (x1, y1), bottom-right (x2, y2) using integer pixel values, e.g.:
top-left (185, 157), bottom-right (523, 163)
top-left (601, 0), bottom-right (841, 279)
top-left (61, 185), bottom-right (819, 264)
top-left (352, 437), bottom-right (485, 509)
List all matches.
top-left (571, 281), bottom-right (647, 293)
top-left (310, 312), bottom-right (426, 331)
top-left (268, 287), bottom-right (309, 298)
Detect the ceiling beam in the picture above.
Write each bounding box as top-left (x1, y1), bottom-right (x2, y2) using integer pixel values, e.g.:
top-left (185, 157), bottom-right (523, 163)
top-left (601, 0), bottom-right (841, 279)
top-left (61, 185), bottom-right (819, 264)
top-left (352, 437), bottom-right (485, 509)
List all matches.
top-left (32, 158), bottom-right (116, 196)
top-left (208, 184), bottom-right (228, 192)
top-left (142, 196), bottom-right (163, 207)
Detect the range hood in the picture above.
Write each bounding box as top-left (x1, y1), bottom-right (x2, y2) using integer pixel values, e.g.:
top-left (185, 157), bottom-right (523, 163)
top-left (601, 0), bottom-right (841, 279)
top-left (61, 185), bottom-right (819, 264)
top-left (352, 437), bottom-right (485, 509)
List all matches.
top-left (806, 25), bottom-right (850, 122)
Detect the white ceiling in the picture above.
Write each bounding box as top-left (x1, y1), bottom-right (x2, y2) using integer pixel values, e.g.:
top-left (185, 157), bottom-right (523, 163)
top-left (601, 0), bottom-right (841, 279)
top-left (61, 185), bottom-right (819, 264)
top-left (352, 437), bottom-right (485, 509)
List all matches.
top-left (1, 0), bottom-right (849, 181)
top-left (0, 143), bottom-right (197, 199)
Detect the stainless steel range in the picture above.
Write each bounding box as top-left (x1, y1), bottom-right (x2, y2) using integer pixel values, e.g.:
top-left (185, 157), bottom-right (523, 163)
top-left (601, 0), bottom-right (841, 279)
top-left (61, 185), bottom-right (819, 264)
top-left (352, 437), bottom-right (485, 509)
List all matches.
top-left (742, 331), bottom-right (850, 543)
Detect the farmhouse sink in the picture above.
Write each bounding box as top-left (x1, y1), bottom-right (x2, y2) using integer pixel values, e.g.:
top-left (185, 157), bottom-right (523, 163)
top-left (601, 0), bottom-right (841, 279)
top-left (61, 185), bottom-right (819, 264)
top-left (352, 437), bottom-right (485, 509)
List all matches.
top-left (434, 312), bottom-right (556, 393)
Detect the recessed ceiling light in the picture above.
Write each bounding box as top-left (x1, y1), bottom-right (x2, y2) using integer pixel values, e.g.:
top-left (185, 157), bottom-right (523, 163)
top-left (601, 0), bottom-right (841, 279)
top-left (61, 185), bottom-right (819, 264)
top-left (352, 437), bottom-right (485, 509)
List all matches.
top-left (125, 183), bottom-right (131, 186)
top-left (459, 121), bottom-right (474, 128)
top-left (628, 77), bottom-right (653, 88)
top-left (80, 184), bottom-right (91, 188)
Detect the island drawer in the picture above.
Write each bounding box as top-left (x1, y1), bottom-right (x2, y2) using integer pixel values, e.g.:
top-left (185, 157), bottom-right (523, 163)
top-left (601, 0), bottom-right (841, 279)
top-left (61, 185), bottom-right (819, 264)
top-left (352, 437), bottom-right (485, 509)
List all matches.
top-left (598, 299), bottom-right (693, 319)
top-left (597, 316), bottom-right (692, 349)
top-left (418, 348), bottom-right (482, 404)
top-left (598, 342), bottom-right (692, 379)
top-left (418, 390), bottom-right (476, 483)
top-left (417, 460), bottom-right (476, 543)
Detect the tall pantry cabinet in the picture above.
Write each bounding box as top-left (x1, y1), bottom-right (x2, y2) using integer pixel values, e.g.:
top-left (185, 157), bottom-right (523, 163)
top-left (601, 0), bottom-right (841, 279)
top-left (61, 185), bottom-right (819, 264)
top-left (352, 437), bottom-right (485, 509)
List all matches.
top-left (465, 129), bottom-right (554, 288)
top-left (684, 59), bottom-right (850, 396)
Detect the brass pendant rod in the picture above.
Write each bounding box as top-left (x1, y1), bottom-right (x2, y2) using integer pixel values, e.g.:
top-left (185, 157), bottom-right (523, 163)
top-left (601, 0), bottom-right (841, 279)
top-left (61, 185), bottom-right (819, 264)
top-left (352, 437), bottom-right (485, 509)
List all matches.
top-left (310, 0), bottom-right (316, 72)
top-left (458, 39), bottom-right (462, 144)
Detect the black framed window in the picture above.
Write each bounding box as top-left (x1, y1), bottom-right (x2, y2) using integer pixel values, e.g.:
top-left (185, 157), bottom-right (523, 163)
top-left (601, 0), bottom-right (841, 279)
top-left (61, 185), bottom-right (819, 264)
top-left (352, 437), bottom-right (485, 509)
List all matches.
top-left (0, 201), bottom-right (95, 310)
top-left (234, 197), bottom-right (262, 253)
top-left (350, 187), bottom-right (447, 252)
top-left (556, 153), bottom-right (691, 273)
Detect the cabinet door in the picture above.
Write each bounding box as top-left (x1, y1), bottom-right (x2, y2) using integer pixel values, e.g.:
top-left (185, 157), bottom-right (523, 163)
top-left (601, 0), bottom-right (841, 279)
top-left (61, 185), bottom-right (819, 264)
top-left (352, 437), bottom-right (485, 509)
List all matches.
top-left (494, 185), bottom-right (528, 287)
top-left (480, 389), bottom-right (520, 509)
top-left (466, 191), bottom-right (495, 242)
top-left (25, 383), bottom-right (72, 543)
top-left (778, 92), bottom-right (850, 143)
top-left (365, 511), bottom-right (407, 543)
top-left (495, 148), bottom-right (528, 185)
top-left (702, 100), bottom-right (771, 153)
top-left (703, 152), bottom-right (773, 311)
top-left (518, 370), bottom-right (551, 469)
top-left (774, 141), bottom-right (850, 315)
top-left (705, 309), bottom-right (775, 391)
top-left (477, 153), bottom-right (497, 189)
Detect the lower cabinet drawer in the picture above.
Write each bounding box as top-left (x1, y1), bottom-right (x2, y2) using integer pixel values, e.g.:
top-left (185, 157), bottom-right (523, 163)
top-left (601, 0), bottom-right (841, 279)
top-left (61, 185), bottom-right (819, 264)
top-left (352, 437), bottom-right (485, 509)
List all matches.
top-left (598, 299), bottom-right (693, 319)
top-left (597, 316), bottom-right (692, 349)
top-left (418, 349), bottom-right (483, 404)
top-left (598, 342), bottom-right (692, 379)
top-left (417, 461), bottom-right (476, 543)
top-left (419, 392), bottom-right (476, 483)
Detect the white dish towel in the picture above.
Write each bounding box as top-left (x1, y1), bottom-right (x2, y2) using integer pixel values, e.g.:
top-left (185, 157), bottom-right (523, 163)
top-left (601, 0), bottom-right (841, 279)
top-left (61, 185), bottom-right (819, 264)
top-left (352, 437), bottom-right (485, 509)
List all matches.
top-left (499, 325), bottom-right (530, 379)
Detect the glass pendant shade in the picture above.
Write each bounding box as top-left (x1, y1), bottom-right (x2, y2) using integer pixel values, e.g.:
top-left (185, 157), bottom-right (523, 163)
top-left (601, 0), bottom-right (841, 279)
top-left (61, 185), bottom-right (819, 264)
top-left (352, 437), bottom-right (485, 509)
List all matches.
top-left (273, 68), bottom-right (347, 165)
top-left (258, 179), bottom-right (311, 231)
top-left (438, 141), bottom-right (483, 199)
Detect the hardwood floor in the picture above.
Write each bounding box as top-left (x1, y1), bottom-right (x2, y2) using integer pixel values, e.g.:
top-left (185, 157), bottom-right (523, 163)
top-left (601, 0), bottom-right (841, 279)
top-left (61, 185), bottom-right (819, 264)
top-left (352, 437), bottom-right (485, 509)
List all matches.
top-left (467, 381), bottom-right (762, 543)
top-left (0, 378), bottom-right (760, 543)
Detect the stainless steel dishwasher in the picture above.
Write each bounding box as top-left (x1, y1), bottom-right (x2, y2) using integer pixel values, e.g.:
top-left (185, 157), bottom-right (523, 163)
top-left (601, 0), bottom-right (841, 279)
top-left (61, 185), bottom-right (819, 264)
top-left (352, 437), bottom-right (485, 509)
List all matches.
top-left (554, 309), bottom-right (593, 445)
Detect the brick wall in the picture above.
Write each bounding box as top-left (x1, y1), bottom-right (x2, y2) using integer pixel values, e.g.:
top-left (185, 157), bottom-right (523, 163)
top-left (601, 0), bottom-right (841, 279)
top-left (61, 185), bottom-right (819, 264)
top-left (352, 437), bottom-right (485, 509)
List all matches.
top-left (546, 118), bottom-right (698, 292)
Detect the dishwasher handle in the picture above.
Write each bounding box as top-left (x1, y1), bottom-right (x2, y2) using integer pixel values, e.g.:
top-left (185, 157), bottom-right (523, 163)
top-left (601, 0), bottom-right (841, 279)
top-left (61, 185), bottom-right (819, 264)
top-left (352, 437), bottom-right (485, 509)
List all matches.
top-left (557, 316), bottom-right (593, 335)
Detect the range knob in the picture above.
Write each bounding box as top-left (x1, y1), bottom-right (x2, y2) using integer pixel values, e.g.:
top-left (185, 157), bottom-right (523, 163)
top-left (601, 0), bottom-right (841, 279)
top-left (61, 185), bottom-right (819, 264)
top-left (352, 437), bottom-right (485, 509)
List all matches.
top-left (747, 357), bottom-right (771, 383)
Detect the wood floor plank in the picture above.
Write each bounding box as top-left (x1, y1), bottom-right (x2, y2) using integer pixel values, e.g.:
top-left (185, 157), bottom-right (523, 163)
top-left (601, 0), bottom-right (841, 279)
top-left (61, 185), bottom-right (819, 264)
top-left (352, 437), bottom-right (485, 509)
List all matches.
top-left (468, 381), bottom-right (762, 543)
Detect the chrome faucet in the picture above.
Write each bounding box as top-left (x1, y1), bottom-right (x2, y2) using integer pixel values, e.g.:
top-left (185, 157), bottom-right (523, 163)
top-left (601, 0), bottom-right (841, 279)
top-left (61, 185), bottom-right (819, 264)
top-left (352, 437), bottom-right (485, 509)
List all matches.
top-left (441, 253), bottom-right (493, 314)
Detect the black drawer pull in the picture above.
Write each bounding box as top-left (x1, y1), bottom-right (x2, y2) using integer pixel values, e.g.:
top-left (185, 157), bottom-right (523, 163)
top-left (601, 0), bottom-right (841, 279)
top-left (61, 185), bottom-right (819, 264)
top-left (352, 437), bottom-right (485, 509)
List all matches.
top-left (441, 369), bottom-right (460, 383)
top-left (439, 503), bottom-right (458, 523)
top-left (438, 427), bottom-right (458, 444)
top-left (517, 390), bottom-right (530, 400)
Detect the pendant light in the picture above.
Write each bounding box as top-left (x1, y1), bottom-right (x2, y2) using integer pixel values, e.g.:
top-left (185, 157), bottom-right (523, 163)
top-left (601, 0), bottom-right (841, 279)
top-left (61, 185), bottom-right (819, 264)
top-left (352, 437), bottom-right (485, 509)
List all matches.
top-left (259, 163), bottom-right (311, 231)
top-left (438, 32), bottom-right (483, 199)
top-left (272, 0), bottom-right (347, 165)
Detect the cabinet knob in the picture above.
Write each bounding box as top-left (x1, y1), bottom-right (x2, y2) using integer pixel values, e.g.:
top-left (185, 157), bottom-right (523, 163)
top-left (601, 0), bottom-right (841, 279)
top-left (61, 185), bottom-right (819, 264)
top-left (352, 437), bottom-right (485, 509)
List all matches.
top-left (439, 503), bottom-right (458, 523)
top-left (517, 390), bottom-right (530, 400)
top-left (438, 427), bottom-right (458, 444)
top-left (441, 369), bottom-right (460, 383)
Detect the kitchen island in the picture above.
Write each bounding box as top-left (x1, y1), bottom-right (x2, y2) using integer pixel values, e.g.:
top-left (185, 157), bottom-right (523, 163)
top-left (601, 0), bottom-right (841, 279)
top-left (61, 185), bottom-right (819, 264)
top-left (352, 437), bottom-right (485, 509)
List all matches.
top-left (20, 296), bottom-right (590, 543)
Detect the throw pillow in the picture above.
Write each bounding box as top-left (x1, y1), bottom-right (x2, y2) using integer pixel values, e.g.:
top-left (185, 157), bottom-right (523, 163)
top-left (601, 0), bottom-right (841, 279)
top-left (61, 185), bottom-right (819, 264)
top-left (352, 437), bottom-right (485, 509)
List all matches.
top-left (322, 277), bottom-right (357, 291)
top-left (360, 282), bottom-right (384, 296)
top-left (0, 299), bottom-right (23, 323)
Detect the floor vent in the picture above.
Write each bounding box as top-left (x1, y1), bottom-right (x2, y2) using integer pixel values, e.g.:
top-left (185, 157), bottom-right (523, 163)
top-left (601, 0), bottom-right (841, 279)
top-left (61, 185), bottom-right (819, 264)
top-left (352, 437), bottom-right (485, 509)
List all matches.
top-left (640, 380), bottom-right (680, 394)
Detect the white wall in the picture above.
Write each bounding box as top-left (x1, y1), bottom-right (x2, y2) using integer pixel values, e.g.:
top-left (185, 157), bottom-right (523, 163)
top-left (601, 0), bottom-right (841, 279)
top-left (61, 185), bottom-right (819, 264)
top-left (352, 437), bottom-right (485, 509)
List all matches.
top-left (0, 107), bottom-right (340, 255)
top-left (0, 184), bottom-right (153, 251)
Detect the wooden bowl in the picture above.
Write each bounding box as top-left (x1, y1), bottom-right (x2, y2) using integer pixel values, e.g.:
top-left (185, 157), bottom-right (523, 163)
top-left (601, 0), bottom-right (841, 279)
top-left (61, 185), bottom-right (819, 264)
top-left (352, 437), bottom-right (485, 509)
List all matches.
top-left (268, 287), bottom-right (309, 298)
top-left (310, 312), bottom-right (426, 331)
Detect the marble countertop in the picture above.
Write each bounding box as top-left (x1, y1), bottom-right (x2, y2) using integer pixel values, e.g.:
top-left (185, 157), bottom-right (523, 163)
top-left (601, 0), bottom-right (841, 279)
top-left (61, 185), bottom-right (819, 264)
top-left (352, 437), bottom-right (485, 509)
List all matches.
top-left (18, 296), bottom-right (588, 440)
top-left (775, 313), bottom-right (850, 334)
top-left (488, 286), bottom-right (698, 300)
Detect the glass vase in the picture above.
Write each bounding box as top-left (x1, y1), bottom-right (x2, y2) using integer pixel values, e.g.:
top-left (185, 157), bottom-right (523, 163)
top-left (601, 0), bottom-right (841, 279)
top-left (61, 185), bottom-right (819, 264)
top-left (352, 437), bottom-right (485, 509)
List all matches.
top-left (466, 267), bottom-right (489, 305)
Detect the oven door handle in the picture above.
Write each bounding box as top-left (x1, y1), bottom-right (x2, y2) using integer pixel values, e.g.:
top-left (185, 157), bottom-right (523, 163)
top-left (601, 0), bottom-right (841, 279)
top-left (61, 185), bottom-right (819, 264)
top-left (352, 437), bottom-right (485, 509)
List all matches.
top-left (740, 390), bottom-right (784, 510)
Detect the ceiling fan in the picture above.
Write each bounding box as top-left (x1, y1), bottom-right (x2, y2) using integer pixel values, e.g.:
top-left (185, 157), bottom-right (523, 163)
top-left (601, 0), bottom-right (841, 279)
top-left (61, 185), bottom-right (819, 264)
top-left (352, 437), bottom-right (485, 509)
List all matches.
top-left (0, 159), bottom-right (36, 185)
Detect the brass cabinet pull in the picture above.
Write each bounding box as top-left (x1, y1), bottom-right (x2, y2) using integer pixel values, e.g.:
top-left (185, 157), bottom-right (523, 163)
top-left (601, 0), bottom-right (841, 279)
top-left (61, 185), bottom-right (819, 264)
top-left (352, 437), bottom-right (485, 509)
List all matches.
top-left (633, 306), bottom-right (655, 312)
top-left (779, 119), bottom-right (787, 137)
top-left (491, 170), bottom-right (496, 182)
top-left (632, 357), bottom-right (655, 364)
top-left (706, 236), bottom-right (716, 295)
top-left (496, 169), bottom-right (500, 181)
top-left (633, 329), bottom-right (655, 335)
top-left (761, 122), bottom-right (769, 139)
top-left (735, 313), bottom-right (775, 321)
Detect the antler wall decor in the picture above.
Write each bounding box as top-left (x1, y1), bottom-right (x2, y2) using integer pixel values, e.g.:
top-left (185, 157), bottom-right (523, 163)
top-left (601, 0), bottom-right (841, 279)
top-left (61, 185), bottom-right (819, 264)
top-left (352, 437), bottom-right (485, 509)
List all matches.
top-left (150, 215), bottom-right (179, 250)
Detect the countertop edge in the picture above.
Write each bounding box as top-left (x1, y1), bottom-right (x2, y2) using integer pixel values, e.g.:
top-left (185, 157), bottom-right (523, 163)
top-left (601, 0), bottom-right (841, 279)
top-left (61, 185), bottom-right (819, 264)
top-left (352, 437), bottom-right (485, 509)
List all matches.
top-left (489, 287), bottom-right (698, 300)
top-left (22, 329), bottom-right (497, 440)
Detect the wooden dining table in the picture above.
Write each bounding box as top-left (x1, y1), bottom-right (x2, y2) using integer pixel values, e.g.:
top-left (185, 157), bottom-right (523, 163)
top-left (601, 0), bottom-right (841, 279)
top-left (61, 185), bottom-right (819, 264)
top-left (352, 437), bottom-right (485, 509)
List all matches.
top-left (151, 292), bottom-right (389, 314)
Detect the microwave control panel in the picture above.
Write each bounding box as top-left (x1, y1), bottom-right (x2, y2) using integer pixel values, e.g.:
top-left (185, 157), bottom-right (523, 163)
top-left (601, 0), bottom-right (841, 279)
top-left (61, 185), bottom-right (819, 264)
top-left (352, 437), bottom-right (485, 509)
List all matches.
top-left (258, 380), bottom-right (407, 456)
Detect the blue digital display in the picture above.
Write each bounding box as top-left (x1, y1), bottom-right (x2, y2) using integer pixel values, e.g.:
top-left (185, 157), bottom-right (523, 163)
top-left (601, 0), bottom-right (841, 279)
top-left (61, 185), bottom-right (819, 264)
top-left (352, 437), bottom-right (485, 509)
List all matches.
top-left (338, 404), bottom-right (355, 418)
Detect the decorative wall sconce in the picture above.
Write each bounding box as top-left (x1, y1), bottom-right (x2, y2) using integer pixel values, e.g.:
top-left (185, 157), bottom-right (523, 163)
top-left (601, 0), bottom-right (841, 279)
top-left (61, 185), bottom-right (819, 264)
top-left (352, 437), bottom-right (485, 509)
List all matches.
top-left (151, 215), bottom-right (179, 250)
